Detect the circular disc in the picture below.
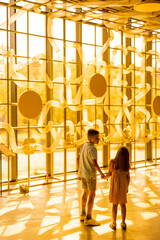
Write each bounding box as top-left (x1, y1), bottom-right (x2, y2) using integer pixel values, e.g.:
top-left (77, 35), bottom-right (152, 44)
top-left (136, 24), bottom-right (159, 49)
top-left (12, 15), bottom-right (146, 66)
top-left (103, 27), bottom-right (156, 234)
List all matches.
top-left (89, 73), bottom-right (107, 97)
top-left (134, 3), bottom-right (160, 13)
top-left (19, 91), bottom-right (42, 119)
top-left (153, 96), bottom-right (160, 116)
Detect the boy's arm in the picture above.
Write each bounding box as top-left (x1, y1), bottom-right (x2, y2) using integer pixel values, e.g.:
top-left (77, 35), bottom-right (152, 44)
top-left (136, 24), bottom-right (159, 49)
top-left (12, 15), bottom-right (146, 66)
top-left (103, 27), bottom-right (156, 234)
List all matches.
top-left (76, 155), bottom-right (80, 170)
top-left (93, 159), bottom-right (105, 178)
top-left (76, 155), bottom-right (81, 180)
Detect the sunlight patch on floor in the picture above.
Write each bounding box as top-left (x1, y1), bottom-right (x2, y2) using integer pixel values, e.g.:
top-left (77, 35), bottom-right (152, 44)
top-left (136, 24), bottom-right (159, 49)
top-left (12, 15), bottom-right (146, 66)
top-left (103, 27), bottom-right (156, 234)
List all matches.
top-left (141, 211), bottom-right (158, 220)
top-left (2, 221), bottom-right (26, 236)
top-left (63, 219), bottom-right (81, 231)
top-left (134, 202), bottom-right (151, 208)
top-left (96, 214), bottom-right (111, 221)
top-left (148, 199), bottom-right (160, 205)
top-left (62, 231), bottom-right (82, 240)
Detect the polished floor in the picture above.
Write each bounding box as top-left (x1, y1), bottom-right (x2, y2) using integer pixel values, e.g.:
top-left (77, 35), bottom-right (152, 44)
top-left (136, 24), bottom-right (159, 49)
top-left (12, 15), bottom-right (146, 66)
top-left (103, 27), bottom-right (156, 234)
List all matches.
top-left (1, 166), bottom-right (160, 240)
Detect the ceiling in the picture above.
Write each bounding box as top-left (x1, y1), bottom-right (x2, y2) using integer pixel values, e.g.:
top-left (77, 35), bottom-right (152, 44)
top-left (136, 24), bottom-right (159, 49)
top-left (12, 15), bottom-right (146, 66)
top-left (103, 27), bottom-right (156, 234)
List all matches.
top-left (1, 0), bottom-right (160, 36)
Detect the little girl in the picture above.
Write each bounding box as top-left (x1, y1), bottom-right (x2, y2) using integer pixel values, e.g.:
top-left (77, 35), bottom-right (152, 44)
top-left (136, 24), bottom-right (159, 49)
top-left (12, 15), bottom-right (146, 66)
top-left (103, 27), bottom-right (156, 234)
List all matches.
top-left (104, 146), bottom-right (130, 230)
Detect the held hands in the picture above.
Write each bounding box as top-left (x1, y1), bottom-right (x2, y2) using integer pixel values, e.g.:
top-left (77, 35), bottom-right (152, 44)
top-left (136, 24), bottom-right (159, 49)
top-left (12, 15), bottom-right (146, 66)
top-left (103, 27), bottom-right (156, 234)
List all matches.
top-left (76, 171), bottom-right (81, 180)
top-left (100, 173), bottom-right (105, 179)
top-left (101, 173), bottom-right (109, 180)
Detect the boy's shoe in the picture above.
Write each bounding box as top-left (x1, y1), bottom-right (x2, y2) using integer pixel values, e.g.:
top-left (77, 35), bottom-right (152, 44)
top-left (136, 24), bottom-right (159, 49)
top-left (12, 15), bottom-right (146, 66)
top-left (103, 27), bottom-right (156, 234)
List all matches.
top-left (84, 218), bottom-right (100, 226)
top-left (109, 223), bottom-right (116, 230)
top-left (121, 223), bottom-right (127, 230)
top-left (80, 214), bottom-right (86, 221)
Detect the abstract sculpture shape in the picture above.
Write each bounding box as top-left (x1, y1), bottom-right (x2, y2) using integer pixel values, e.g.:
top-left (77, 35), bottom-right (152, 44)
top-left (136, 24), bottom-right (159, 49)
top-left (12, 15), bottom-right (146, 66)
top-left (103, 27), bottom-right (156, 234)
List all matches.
top-left (23, 138), bottom-right (37, 154)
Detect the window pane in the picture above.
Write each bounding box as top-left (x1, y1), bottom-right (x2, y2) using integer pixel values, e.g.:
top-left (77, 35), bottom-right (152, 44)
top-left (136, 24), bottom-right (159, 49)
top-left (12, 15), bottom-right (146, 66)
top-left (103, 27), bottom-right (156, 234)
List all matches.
top-left (66, 20), bottom-right (75, 41)
top-left (67, 149), bottom-right (76, 173)
top-left (29, 36), bottom-right (45, 57)
top-left (53, 18), bottom-right (63, 39)
top-left (30, 153), bottom-right (46, 177)
top-left (82, 24), bottom-right (95, 44)
top-left (0, 6), bottom-right (7, 29)
top-left (16, 11), bottom-right (27, 33)
top-left (29, 12), bottom-right (45, 36)
top-left (0, 30), bottom-right (6, 46)
top-left (17, 33), bottom-right (27, 56)
top-left (54, 151), bottom-right (64, 174)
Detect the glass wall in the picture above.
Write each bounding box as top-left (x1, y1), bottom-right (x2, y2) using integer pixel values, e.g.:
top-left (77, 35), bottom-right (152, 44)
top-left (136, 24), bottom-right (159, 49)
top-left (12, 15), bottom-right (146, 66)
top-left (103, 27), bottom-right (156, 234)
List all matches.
top-left (0, 2), bottom-right (160, 191)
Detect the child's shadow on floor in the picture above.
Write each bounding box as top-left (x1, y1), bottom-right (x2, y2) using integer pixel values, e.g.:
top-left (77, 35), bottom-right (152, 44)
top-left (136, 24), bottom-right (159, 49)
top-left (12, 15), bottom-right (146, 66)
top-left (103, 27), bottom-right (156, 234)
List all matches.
top-left (79, 222), bottom-right (127, 240)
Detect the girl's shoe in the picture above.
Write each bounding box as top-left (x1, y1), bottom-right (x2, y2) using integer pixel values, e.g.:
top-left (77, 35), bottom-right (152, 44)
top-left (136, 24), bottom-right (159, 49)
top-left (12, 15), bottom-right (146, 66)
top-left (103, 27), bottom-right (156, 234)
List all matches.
top-left (109, 223), bottom-right (116, 230)
top-left (121, 223), bottom-right (127, 230)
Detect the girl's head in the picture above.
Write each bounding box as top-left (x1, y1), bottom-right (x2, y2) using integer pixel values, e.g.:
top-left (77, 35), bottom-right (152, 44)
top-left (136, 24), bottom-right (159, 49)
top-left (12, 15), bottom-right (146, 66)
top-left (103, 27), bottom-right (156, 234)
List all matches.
top-left (115, 146), bottom-right (130, 171)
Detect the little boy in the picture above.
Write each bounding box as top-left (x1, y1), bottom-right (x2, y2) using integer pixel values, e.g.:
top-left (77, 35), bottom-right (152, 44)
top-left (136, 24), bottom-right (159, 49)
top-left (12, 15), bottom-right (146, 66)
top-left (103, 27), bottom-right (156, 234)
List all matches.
top-left (77, 129), bottom-right (105, 226)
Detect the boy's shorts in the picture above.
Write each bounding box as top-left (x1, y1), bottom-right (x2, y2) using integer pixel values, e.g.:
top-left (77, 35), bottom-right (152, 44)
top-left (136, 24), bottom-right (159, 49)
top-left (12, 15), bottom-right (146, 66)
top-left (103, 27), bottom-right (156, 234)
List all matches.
top-left (82, 178), bottom-right (97, 191)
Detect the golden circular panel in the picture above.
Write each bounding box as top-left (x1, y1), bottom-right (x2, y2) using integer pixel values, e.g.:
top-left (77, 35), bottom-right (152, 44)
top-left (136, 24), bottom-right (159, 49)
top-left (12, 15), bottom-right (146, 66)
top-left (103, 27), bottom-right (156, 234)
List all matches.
top-left (89, 73), bottom-right (107, 97)
top-left (19, 91), bottom-right (42, 119)
top-left (153, 96), bottom-right (160, 116)
top-left (134, 3), bottom-right (160, 12)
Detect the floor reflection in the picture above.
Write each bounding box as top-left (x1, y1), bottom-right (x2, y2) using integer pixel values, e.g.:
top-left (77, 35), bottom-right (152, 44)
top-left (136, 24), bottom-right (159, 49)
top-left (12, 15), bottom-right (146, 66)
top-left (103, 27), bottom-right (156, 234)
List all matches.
top-left (0, 166), bottom-right (160, 239)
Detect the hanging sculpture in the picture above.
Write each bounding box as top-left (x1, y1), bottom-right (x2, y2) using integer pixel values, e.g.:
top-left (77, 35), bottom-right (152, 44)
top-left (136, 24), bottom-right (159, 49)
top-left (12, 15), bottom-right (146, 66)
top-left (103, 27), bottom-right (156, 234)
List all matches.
top-left (0, 7), bottom-right (160, 154)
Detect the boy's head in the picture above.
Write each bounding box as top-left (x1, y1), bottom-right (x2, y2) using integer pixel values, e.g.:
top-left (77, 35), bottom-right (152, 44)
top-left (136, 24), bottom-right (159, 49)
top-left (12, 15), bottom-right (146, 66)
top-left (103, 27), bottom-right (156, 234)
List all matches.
top-left (87, 129), bottom-right (99, 144)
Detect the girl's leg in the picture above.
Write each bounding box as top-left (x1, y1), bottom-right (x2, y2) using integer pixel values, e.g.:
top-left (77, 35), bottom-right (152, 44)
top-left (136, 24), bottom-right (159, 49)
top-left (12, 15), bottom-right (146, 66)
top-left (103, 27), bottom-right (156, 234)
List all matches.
top-left (112, 204), bottom-right (118, 224)
top-left (120, 204), bottom-right (126, 224)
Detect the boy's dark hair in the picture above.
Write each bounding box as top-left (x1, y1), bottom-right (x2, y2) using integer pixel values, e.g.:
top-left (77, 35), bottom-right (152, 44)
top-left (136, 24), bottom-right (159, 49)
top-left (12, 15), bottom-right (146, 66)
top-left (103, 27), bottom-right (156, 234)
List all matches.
top-left (87, 129), bottom-right (99, 138)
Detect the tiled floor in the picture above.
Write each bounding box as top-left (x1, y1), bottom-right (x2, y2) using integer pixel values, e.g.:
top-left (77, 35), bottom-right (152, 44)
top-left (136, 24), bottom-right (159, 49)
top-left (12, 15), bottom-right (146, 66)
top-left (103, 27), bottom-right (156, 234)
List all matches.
top-left (1, 166), bottom-right (160, 240)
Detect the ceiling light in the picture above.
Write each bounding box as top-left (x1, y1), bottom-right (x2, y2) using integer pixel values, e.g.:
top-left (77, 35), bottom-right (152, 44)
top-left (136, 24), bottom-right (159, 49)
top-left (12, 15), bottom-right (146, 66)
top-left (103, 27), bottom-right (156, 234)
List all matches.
top-left (134, 0), bottom-right (160, 12)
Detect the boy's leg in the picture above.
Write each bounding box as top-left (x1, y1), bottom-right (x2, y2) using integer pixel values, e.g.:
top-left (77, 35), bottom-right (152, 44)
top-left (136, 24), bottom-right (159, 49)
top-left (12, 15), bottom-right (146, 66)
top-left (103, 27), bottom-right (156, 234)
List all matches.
top-left (120, 204), bottom-right (126, 224)
top-left (80, 178), bottom-right (88, 221)
top-left (112, 204), bottom-right (118, 224)
top-left (84, 179), bottom-right (100, 226)
top-left (86, 190), bottom-right (96, 219)
top-left (82, 189), bottom-right (89, 214)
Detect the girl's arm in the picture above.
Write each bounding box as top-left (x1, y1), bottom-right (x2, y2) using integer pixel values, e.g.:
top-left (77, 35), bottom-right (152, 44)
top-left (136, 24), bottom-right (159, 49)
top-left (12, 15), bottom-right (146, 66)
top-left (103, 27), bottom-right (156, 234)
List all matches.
top-left (103, 160), bottom-right (114, 179)
top-left (126, 171), bottom-right (130, 186)
top-left (104, 170), bottom-right (112, 179)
